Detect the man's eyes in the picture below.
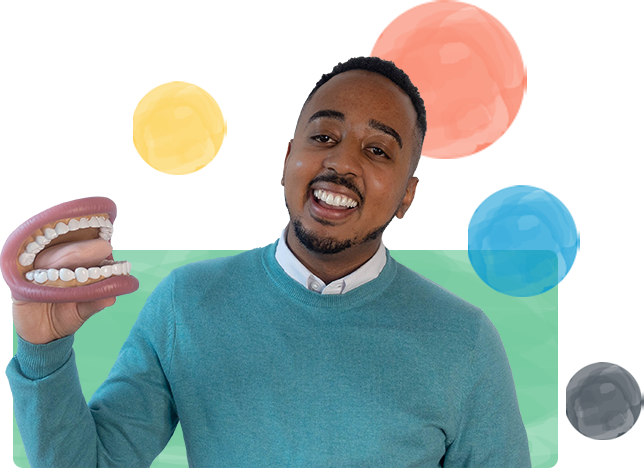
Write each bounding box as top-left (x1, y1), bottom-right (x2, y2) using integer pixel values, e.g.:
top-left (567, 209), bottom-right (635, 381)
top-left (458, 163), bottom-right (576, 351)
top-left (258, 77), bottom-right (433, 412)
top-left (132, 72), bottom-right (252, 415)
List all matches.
top-left (310, 135), bottom-right (390, 159)
top-left (368, 147), bottom-right (390, 159)
top-left (311, 134), bottom-right (333, 143)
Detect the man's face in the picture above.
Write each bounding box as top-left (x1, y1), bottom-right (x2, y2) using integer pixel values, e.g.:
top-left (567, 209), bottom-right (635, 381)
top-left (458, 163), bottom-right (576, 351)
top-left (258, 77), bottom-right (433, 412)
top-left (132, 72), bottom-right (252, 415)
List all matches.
top-left (282, 70), bottom-right (419, 255)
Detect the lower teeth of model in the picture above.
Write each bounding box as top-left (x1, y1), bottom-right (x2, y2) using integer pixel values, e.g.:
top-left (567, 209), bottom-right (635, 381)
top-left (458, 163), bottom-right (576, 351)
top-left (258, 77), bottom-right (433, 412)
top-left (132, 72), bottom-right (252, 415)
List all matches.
top-left (25, 261), bottom-right (131, 283)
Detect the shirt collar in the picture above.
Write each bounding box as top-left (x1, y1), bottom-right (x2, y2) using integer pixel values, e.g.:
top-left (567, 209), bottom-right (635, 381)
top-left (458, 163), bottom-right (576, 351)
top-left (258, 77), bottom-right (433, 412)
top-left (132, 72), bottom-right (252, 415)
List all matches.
top-left (275, 228), bottom-right (387, 295)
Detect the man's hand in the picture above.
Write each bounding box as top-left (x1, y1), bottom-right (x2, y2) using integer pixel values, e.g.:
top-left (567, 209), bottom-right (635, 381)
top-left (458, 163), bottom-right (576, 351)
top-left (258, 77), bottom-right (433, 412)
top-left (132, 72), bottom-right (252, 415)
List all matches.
top-left (1, 197), bottom-right (138, 311)
top-left (13, 239), bottom-right (116, 344)
top-left (12, 296), bottom-right (116, 345)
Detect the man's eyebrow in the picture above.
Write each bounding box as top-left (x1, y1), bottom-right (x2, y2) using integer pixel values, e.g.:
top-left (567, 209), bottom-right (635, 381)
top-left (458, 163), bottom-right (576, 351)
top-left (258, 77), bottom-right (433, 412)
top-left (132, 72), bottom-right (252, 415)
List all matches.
top-left (369, 119), bottom-right (403, 149)
top-left (307, 109), bottom-right (345, 124)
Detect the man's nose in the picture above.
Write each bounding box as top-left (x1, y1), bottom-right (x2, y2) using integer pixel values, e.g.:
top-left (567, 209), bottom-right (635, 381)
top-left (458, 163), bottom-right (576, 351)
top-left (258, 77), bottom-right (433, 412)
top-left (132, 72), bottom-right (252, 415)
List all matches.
top-left (321, 142), bottom-right (362, 177)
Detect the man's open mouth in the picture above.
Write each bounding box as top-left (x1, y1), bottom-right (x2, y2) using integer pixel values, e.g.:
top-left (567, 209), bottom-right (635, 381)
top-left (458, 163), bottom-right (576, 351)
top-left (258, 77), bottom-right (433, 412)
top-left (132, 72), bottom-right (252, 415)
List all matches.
top-left (312, 189), bottom-right (358, 210)
top-left (1, 197), bottom-right (139, 303)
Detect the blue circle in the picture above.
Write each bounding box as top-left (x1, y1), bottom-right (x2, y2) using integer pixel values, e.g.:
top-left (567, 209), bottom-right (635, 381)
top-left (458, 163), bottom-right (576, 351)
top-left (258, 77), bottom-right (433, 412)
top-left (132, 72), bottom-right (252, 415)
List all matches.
top-left (468, 250), bottom-right (558, 297)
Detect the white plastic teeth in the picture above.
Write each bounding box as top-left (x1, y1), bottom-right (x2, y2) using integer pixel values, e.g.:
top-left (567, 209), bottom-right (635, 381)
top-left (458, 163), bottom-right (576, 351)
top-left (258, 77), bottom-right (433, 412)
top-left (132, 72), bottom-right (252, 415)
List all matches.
top-left (68, 219), bottom-right (80, 231)
top-left (25, 261), bottom-right (131, 283)
top-left (18, 216), bottom-right (113, 266)
top-left (55, 222), bottom-right (69, 235)
top-left (313, 189), bottom-right (358, 208)
top-left (88, 267), bottom-right (101, 279)
top-left (18, 253), bottom-right (36, 267)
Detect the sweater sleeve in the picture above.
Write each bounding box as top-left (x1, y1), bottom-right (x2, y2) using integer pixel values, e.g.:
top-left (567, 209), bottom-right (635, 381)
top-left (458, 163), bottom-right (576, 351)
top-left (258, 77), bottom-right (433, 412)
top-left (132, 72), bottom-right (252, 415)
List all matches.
top-left (5, 272), bottom-right (179, 468)
top-left (443, 311), bottom-right (532, 468)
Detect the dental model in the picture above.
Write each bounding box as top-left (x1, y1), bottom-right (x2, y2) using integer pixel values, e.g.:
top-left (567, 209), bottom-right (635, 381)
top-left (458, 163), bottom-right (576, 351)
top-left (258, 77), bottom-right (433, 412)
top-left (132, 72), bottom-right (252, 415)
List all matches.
top-left (1, 197), bottom-right (139, 303)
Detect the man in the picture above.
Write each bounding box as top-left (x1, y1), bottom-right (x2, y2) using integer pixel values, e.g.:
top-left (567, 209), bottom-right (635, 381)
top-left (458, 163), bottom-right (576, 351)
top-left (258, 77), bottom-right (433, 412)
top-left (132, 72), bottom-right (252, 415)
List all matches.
top-left (6, 57), bottom-right (531, 467)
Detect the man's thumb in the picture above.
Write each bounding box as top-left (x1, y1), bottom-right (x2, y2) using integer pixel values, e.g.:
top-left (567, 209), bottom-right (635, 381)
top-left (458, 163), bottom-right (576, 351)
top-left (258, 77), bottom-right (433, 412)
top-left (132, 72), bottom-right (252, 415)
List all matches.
top-left (77, 296), bottom-right (116, 321)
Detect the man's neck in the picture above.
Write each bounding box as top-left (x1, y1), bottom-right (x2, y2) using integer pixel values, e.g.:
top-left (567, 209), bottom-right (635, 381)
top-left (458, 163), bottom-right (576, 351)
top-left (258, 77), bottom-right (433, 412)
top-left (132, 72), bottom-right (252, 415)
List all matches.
top-left (284, 223), bottom-right (382, 285)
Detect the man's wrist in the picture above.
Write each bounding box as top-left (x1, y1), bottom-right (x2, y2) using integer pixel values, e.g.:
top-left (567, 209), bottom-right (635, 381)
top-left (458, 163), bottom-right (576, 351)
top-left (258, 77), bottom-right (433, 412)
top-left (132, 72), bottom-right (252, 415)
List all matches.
top-left (15, 333), bottom-right (74, 380)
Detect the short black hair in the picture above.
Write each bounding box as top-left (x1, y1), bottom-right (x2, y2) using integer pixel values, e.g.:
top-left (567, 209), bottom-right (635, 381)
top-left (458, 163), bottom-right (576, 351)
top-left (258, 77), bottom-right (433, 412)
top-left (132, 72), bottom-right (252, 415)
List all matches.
top-left (304, 56), bottom-right (427, 172)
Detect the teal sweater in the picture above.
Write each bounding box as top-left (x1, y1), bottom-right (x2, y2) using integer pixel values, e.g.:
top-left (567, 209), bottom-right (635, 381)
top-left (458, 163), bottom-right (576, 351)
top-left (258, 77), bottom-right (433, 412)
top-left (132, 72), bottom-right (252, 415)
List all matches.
top-left (7, 242), bottom-right (531, 467)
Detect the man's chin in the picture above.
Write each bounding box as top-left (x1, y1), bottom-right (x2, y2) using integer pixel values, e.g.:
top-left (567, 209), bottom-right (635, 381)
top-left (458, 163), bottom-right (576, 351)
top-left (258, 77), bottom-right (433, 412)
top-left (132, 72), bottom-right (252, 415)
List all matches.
top-left (291, 218), bottom-right (352, 255)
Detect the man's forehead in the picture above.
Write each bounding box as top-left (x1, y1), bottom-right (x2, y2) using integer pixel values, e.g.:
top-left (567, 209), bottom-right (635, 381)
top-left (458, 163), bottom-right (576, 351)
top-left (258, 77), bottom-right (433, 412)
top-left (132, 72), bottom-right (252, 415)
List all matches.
top-left (311, 70), bottom-right (403, 105)
top-left (301, 70), bottom-right (416, 129)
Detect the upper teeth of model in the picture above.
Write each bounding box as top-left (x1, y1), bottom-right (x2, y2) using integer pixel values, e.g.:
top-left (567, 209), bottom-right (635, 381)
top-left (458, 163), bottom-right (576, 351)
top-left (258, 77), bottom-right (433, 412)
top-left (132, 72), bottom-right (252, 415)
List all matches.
top-left (18, 216), bottom-right (113, 267)
top-left (313, 189), bottom-right (358, 208)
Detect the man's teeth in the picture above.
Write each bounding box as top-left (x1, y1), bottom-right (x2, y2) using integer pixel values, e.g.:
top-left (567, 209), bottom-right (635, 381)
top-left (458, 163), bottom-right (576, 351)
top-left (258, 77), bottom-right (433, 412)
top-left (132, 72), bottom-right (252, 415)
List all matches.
top-left (25, 261), bottom-right (132, 283)
top-left (313, 189), bottom-right (358, 208)
top-left (18, 216), bottom-right (113, 266)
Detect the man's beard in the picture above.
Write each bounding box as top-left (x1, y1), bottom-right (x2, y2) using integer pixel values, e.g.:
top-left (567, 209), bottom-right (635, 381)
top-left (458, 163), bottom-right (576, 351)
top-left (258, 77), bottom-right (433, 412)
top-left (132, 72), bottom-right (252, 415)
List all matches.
top-left (289, 213), bottom-right (394, 255)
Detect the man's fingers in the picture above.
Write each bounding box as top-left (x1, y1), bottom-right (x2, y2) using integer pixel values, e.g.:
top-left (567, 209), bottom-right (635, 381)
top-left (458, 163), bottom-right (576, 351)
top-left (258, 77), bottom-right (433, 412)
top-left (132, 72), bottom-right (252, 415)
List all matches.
top-left (76, 296), bottom-right (117, 321)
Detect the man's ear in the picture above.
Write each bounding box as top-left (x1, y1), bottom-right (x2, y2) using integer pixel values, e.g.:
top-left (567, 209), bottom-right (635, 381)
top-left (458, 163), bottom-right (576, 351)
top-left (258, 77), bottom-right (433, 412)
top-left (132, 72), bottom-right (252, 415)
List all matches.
top-left (282, 136), bottom-right (293, 188)
top-left (284, 135), bottom-right (293, 163)
top-left (396, 175), bottom-right (418, 219)
top-left (395, 177), bottom-right (419, 219)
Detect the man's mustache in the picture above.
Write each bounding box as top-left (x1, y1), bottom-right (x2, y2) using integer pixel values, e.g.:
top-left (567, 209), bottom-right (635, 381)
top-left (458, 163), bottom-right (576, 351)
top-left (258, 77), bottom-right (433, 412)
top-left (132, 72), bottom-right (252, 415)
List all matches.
top-left (307, 172), bottom-right (364, 205)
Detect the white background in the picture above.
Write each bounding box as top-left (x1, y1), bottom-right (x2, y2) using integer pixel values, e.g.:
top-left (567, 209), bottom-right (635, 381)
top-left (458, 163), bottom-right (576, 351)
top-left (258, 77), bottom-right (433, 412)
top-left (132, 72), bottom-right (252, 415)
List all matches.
top-left (0, 0), bottom-right (644, 468)
top-left (561, 0), bottom-right (644, 468)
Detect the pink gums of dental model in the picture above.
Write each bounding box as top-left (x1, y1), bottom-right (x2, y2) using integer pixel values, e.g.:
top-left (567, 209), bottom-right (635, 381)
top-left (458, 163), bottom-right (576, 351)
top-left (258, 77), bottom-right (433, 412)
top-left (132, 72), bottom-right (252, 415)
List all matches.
top-left (1, 197), bottom-right (139, 303)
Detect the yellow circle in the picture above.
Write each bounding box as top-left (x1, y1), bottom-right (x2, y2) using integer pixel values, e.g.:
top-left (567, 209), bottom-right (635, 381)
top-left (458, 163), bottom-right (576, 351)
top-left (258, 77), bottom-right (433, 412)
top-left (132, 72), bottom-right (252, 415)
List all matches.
top-left (133, 82), bottom-right (226, 175)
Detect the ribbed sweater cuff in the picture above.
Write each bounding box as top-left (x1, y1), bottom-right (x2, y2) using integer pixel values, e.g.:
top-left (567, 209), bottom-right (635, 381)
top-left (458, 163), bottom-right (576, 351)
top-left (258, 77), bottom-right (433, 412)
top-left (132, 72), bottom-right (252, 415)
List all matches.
top-left (15, 334), bottom-right (74, 380)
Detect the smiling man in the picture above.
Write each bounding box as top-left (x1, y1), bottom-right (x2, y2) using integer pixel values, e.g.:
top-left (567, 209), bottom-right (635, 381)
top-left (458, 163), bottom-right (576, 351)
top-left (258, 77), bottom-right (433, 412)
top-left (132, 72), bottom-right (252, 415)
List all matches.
top-left (282, 66), bottom-right (420, 290)
top-left (7, 57), bottom-right (531, 468)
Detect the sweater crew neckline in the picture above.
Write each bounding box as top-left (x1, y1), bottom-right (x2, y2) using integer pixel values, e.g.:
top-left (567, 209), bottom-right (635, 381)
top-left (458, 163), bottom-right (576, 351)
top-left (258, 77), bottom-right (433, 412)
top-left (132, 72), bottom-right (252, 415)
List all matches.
top-left (261, 240), bottom-right (397, 310)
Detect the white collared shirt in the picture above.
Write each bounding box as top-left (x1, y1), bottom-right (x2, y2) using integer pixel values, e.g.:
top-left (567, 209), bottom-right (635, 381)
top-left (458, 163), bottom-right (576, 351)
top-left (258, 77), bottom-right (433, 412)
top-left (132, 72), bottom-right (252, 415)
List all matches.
top-left (275, 229), bottom-right (387, 295)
